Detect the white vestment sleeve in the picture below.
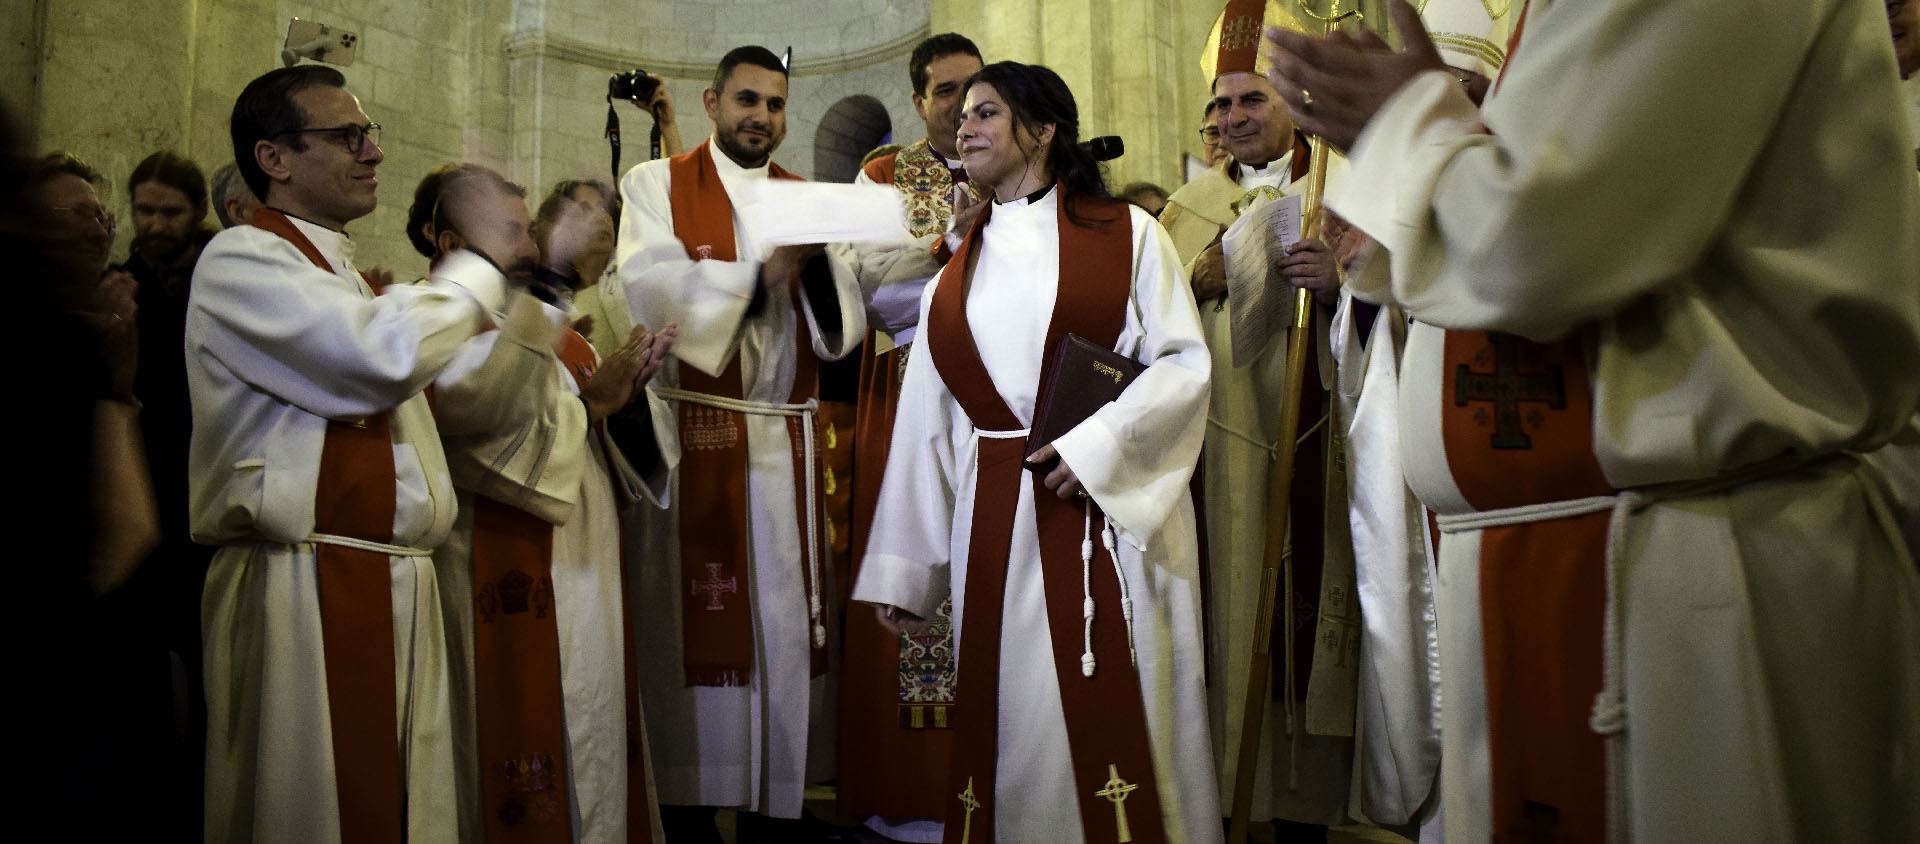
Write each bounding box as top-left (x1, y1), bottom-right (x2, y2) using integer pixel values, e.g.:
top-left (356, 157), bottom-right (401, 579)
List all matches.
top-left (432, 296), bottom-right (588, 526)
top-left (851, 284), bottom-right (960, 620)
top-left (192, 235), bottom-right (504, 419)
top-left (845, 168), bottom-right (943, 339)
top-left (1332, 0), bottom-right (1832, 341)
top-left (612, 161), bottom-right (760, 376)
top-left (1050, 211), bottom-right (1212, 551)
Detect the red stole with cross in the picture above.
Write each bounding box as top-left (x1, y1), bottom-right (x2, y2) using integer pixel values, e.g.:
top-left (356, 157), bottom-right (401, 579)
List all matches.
top-left (667, 140), bottom-right (827, 686)
top-left (463, 330), bottom-right (607, 843)
top-left (927, 191), bottom-right (1168, 844)
top-left (1439, 6), bottom-right (1614, 839)
top-left (249, 207), bottom-right (408, 844)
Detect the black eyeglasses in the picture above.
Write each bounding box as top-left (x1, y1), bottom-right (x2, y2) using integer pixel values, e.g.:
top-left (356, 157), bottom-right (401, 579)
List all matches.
top-left (277, 122), bottom-right (381, 155)
top-left (1198, 127), bottom-right (1221, 142)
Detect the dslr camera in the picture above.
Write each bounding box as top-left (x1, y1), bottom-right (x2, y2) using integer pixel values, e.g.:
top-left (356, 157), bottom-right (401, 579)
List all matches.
top-left (609, 70), bottom-right (661, 105)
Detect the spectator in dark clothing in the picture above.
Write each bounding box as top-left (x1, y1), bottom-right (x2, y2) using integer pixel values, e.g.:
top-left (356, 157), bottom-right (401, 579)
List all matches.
top-left (113, 150), bottom-right (217, 842)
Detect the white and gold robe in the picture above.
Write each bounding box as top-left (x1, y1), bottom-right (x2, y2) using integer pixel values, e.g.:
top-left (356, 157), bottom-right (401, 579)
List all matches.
top-left (1161, 151), bottom-right (1360, 826)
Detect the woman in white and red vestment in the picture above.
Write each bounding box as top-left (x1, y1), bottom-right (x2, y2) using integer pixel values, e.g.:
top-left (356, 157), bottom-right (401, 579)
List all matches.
top-left (853, 61), bottom-right (1220, 844)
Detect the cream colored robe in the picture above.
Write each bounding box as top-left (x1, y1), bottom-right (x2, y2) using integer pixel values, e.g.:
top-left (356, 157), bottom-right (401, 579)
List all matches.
top-left (189, 228), bottom-right (507, 844)
top-left (853, 191), bottom-right (1219, 844)
top-left (430, 292), bottom-right (663, 844)
top-left (1160, 154), bottom-right (1358, 826)
top-left (1333, 0), bottom-right (1920, 840)
top-left (602, 140), bottom-right (867, 817)
top-left (1329, 1), bottom-right (1521, 828)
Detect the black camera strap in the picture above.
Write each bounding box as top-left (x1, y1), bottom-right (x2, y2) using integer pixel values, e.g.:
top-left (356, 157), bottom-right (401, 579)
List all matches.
top-left (605, 96), bottom-right (622, 184)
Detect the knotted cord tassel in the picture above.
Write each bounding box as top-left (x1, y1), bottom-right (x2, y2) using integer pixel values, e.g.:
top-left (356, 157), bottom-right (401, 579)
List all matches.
top-left (1101, 519), bottom-right (1138, 667)
top-left (1081, 500), bottom-right (1097, 677)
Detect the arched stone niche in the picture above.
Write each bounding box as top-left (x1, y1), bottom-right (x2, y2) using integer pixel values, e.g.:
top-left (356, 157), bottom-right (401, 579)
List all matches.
top-left (813, 95), bottom-right (893, 183)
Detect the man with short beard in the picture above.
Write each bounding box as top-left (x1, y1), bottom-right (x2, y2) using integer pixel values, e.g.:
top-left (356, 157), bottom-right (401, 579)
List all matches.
top-left (121, 152), bottom-right (214, 540)
top-left (421, 164), bottom-right (673, 844)
top-left (117, 148), bottom-right (219, 842)
top-left (602, 44), bottom-right (865, 841)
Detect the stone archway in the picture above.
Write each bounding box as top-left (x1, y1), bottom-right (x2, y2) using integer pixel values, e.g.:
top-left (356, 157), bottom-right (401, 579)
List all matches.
top-left (813, 95), bottom-right (893, 183)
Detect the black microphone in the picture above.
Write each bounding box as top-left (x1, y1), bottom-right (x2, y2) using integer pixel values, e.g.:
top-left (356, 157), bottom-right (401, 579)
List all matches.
top-left (1081, 136), bottom-right (1124, 161)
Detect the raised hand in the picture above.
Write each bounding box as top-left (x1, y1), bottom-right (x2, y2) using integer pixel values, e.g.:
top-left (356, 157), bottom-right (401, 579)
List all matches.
top-left (1264, 0), bottom-right (1449, 153)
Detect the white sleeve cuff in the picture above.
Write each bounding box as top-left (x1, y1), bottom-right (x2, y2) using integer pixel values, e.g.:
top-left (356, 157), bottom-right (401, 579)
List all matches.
top-left (431, 249), bottom-right (511, 317)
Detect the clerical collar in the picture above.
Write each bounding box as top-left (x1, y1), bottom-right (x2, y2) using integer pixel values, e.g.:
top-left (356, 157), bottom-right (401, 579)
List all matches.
top-left (1237, 150), bottom-right (1293, 191)
top-left (268, 206), bottom-right (350, 237)
top-left (997, 183), bottom-right (1055, 208)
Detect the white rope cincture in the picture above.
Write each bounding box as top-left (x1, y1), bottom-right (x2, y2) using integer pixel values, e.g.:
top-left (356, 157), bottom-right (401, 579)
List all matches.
top-left (1435, 494), bottom-right (1628, 743)
top-left (306, 533), bottom-right (433, 558)
top-left (656, 386), bottom-right (827, 649)
top-left (1431, 451), bottom-right (1841, 844)
top-left (1205, 416), bottom-right (1278, 459)
top-left (1078, 503), bottom-right (1138, 677)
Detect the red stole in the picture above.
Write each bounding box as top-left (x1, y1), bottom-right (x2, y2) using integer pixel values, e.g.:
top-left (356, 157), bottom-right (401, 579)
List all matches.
top-left (666, 140), bottom-right (827, 685)
top-left (463, 333), bottom-right (604, 842)
top-left (927, 192), bottom-right (1168, 844)
top-left (1444, 8), bottom-right (1615, 838)
top-left (249, 207), bottom-right (406, 844)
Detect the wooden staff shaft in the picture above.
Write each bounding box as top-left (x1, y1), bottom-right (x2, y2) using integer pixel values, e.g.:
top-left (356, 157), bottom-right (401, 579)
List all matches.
top-left (1227, 135), bottom-right (1332, 844)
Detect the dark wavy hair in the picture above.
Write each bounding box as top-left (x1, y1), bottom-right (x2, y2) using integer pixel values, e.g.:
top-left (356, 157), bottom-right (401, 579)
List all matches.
top-left (405, 162), bottom-right (487, 258)
top-left (963, 62), bottom-right (1114, 228)
top-left (230, 65), bottom-right (347, 202)
top-left (909, 33), bottom-right (981, 97)
top-left (128, 151), bottom-right (208, 212)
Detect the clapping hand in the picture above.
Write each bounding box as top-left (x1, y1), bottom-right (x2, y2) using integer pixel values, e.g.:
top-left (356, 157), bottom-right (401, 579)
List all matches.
top-left (1264, 1), bottom-right (1449, 153)
top-left (581, 323), bottom-right (676, 422)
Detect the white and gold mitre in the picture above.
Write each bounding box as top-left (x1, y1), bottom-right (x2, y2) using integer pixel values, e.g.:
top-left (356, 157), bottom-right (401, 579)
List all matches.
top-left (1199, 0), bottom-right (1312, 81)
top-left (1417, 0), bottom-right (1519, 77)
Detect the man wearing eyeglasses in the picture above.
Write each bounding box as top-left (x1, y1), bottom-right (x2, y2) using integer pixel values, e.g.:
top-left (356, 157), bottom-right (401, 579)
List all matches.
top-left (186, 65), bottom-right (521, 844)
top-left (1155, 6), bottom-right (1355, 837)
top-left (1198, 100), bottom-right (1228, 167)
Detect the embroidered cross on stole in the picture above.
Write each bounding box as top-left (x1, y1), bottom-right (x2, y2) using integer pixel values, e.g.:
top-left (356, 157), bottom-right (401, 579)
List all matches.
top-left (667, 140), bottom-right (828, 686)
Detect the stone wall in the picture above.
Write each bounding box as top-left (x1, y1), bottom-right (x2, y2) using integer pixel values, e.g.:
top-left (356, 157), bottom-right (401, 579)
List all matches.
top-left (10, 0), bottom-right (1247, 269)
top-left (13, 0), bottom-right (933, 276)
top-left (934, 0), bottom-right (1226, 197)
